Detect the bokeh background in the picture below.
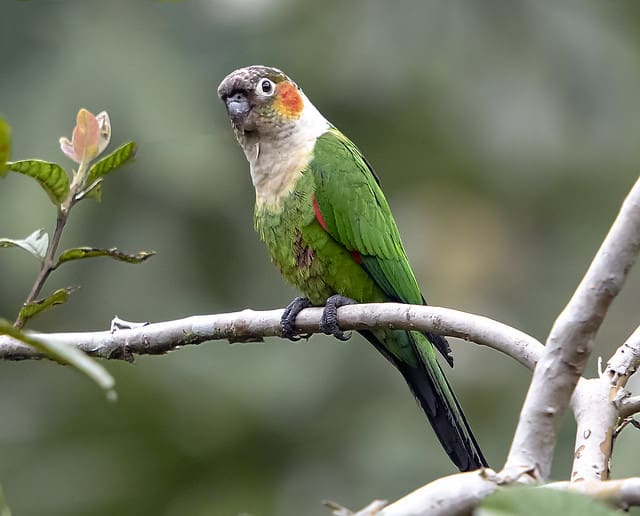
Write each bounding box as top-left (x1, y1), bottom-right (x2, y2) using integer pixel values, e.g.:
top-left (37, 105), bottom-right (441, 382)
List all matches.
top-left (2, 1), bottom-right (640, 515)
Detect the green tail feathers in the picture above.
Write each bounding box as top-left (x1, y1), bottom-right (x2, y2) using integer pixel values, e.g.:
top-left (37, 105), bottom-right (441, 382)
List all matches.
top-left (361, 330), bottom-right (487, 472)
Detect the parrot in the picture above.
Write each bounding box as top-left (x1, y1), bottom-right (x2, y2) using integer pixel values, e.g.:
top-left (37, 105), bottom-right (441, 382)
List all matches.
top-left (217, 65), bottom-right (487, 472)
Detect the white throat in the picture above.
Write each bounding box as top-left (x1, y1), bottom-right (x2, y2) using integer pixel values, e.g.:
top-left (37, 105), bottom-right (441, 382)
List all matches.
top-left (241, 93), bottom-right (331, 209)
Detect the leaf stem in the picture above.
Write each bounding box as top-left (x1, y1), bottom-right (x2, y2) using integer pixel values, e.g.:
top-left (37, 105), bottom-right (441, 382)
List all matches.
top-left (13, 159), bottom-right (90, 328)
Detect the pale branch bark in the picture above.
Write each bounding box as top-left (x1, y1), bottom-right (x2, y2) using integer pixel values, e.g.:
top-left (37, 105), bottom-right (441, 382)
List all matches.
top-left (607, 323), bottom-right (640, 387)
top-left (618, 395), bottom-right (640, 419)
top-left (570, 378), bottom-right (616, 481)
top-left (503, 177), bottom-right (640, 481)
top-left (336, 473), bottom-right (640, 515)
top-left (375, 469), bottom-right (499, 516)
top-left (325, 499), bottom-right (388, 516)
top-left (569, 321), bottom-right (640, 482)
top-left (0, 304), bottom-right (543, 366)
top-left (547, 478), bottom-right (640, 510)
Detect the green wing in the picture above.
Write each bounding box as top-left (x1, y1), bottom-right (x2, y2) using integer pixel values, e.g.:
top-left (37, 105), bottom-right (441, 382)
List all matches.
top-left (310, 128), bottom-right (453, 364)
top-left (310, 128), bottom-right (423, 306)
top-left (309, 130), bottom-right (486, 471)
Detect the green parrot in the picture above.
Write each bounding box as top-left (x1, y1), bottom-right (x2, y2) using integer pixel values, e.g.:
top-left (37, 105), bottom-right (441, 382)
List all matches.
top-left (218, 65), bottom-right (487, 471)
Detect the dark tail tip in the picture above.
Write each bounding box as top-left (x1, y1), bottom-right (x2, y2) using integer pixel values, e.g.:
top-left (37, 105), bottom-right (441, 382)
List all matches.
top-left (399, 359), bottom-right (487, 471)
top-left (360, 330), bottom-right (487, 471)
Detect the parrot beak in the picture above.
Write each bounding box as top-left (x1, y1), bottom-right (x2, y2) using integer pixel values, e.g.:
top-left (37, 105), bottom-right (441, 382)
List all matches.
top-left (224, 92), bottom-right (251, 122)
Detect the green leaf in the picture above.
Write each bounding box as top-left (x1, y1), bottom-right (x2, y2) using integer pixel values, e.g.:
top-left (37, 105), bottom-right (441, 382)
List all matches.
top-left (0, 319), bottom-right (116, 401)
top-left (56, 247), bottom-right (155, 267)
top-left (5, 159), bottom-right (70, 204)
top-left (476, 486), bottom-right (619, 516)
top-left (0, 229), bottom-right (49, 261)
top-left (85, 141), bottom-right (137, 201)
top-left (17, 287), bottom-right (75, 323)
top-left (0, 117), bottom-right (10, 177)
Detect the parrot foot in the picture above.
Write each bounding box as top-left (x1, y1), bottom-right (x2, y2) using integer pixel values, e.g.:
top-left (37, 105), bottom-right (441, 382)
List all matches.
top-left (281, 296), bottom-right (313, 341)
top-left (320, 295), bottom-right (356, 341)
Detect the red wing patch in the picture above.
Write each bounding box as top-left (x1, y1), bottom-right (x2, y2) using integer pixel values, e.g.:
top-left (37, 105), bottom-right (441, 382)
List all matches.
top-left (312, 195), bottom-right (363, 265)
top-left (312, 195), bottom-right (328, 231)
top-left (350, 250), bottom-right (363, 264)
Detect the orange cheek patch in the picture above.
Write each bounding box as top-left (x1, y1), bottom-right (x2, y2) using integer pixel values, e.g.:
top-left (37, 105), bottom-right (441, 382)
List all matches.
top-left (275, 82), bottom-right (303, 118)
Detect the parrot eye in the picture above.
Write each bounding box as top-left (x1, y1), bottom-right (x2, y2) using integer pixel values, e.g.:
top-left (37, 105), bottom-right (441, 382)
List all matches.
top-left (257, 78), bottom-right (275, 96)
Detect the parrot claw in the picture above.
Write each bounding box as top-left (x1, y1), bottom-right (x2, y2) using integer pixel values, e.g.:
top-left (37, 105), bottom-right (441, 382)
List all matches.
top-left (320, 294), bottom-right (357, 341)
top-left (281, 296), bottom-right (313, 341)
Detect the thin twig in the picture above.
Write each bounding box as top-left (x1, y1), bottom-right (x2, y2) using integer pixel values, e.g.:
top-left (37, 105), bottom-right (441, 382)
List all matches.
top-left (16, 211), bottom-right (67, 323)
top-left (607, 324), bottom-right (640, 388)
top-left (619, 396), bottom-right (640, 419)
top-left (13, 159), bottom-right (90, 329)
top-left (614, 416), bottom-right (640, 436)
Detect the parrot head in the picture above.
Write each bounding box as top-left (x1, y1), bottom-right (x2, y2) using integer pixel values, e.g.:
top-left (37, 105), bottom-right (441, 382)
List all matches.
top-left (218, 65), bottom-right (331, 204)
top-left (217, 65), bottom-right (307, 136)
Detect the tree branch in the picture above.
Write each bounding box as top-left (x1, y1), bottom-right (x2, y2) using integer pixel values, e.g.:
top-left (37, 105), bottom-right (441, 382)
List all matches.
top-left (618, 396), bottom-right (640, 419)
top-left (503, 177), bottom-right (640, 481)
top-left (547, 478), bottom-right (640, 510)
top-left (375, 469), bottom-right (498, 516)
top-left (0, 304), bottom-right (543, 366)
top-left (335, 473), bottom-right (640, 515)
top-left (570, 378), bottom-right (616, 481)
top-left (607, 323), bottom-right (640, 387)
top-left (570, 320), bottom-right (640, 482)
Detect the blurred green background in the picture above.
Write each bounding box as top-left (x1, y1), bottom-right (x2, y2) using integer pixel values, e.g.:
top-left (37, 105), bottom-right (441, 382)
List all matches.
top-left (2, 1), bottom-right (640, 515)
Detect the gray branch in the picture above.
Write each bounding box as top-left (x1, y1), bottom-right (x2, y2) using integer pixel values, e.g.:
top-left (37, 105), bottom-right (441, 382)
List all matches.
top-left (546, 478), bottom-right (640, 509)
top-left (376, 470), bottom-right (499, 516)
top-left (0, 304), bottom-right (543, 367)
top-left (607, 323), bottom-right (640, 384)
top-left (570, 378), bottom-right (617, 481)
top-left (570, 321), bottom-right (640, 481)
top-left (619, 395), bottom-right (640, 419)
top-left (334, 473), bottom-right (640, 515)
top-left (503, 177), bottom-right (640, 481)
